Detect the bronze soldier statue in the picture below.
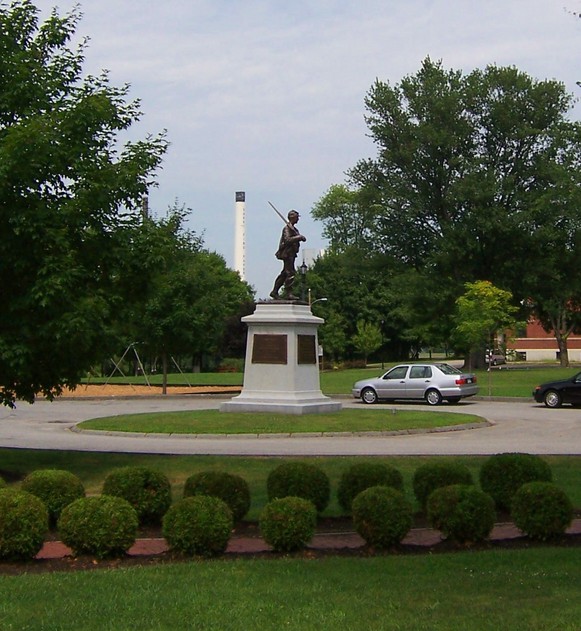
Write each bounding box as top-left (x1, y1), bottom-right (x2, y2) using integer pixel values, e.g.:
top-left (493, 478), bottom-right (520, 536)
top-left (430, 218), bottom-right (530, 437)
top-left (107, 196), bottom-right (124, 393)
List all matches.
top-left (270, 209), bottom-right (306, 300)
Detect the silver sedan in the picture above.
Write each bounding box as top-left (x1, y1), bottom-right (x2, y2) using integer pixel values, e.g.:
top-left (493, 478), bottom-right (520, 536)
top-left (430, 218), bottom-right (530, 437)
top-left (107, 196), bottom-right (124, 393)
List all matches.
top-left (352, 363), bottom-right (479, 406)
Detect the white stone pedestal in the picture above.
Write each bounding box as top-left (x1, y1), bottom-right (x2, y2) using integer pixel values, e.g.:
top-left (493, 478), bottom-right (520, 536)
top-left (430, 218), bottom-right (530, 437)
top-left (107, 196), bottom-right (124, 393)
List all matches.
top-left (220, 302), bottom-right (342, 415)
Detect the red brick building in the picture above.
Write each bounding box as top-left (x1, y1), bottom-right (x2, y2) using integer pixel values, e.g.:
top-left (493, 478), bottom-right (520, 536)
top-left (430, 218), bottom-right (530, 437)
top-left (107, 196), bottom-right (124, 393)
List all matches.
top-left (507, 319), bottom-right (581, 362)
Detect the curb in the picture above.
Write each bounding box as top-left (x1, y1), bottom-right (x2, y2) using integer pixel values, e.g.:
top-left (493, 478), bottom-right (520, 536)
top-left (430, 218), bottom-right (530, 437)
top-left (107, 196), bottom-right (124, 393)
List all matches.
top-left (70, 421), bottom-right (492, 440)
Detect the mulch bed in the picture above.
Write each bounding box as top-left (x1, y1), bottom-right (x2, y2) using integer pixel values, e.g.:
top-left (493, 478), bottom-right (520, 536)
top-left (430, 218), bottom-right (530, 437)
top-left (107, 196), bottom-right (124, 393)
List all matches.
top-left (2, 517), bottom-right (581, 575)
top-left (54, 384), bottom-right (241, 398)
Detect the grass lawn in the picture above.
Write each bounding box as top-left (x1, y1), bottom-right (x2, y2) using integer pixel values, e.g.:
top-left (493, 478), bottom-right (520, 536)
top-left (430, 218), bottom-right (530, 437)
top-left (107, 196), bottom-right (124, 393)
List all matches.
top-left (2, 548), bottom-right (581, 630)
top-left (2, 449), bottom-right (581, 517)
top-left (320, 365), bottom-right (581, 397)
top-left (90, 364), bottom-right (581, 398)
top-left (1, 447), bottom-right (581, 628)
top-left (77, 408), bottom-right (483, 435)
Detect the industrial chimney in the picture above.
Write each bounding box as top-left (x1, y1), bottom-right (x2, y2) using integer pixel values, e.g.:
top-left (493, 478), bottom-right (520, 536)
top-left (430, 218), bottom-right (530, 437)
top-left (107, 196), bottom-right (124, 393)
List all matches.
top-left (234, 191), bottom-right (246, 280)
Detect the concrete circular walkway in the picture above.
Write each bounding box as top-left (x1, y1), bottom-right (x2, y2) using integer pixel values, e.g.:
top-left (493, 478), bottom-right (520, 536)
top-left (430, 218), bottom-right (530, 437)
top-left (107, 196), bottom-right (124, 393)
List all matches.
top-left (0, 395), bottom-right (579, 455)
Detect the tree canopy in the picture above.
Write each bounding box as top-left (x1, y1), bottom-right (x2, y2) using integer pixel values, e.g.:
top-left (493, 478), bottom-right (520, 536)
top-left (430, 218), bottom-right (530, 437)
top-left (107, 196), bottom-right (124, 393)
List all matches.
top-left (0, 1), bottom-right (168, 405)
top-left (454, 280), bottom-right (522, 369)
top-left (311, 58), bottom-right (581, 362)
top-left (123, 207), bottom-right (254, 390)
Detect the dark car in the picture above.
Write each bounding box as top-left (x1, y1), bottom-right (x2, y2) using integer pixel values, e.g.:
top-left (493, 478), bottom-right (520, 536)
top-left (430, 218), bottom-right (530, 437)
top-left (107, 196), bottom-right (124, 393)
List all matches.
top-left (486, 351), bottom-right (506, 366)
top-left (533, 372), bottom-right (581, 408)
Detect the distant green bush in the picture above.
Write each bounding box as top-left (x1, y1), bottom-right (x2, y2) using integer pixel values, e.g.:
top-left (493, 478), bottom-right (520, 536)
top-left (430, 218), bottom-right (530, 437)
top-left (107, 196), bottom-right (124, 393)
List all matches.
top-left (259, 496), bottom-right (317, 552)
top-left (479, 453), bottom-right (552, 511)
top-left (183, 471), bottom-right (250, 522)
top-left (337, 462), bottom-right (403, 514)
top-left (352, 486), bottom-right (413, 549)
top-left (427, 484), bottom-right (496, 543)
top-left (511, 481), bottom-right (573, 541)
top-left (21, 469), bottom-right (85, 526)
top-left (102, 466), bottom-right (171, 525)
top-left (342, 360), bottom-right (367, 369)
top-left (412, 461), bottom-right (473, 510)
top-left (162, 496), bottom-right (233, 557)
top-left (0, 488), bottom-right (48, 560)
top-left (217, 358), bottom-right (244, 373)
top-left (267, 462), bottom-right (330, 513)
top-left (57, 495), bottom-right (138, 559)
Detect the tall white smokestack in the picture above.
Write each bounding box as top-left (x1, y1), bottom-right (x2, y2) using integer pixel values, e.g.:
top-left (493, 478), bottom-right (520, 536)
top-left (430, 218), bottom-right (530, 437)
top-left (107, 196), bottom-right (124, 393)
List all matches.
top-left (234, 191), bottom-right (246, 280)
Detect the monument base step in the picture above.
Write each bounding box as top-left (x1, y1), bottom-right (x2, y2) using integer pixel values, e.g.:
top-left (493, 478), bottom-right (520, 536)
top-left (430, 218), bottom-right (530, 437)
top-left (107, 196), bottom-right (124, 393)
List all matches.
top-left (220, 398), bottom-right (342, 415)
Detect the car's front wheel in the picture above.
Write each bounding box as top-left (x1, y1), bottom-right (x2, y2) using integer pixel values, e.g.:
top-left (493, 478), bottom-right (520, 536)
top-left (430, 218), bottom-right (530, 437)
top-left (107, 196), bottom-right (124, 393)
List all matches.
top-left (425, 389), bottom-right (443, 406)
top-left (361, 387), bottom-right (378, 404)
top-left (544, 390), bottom-right (562, 408)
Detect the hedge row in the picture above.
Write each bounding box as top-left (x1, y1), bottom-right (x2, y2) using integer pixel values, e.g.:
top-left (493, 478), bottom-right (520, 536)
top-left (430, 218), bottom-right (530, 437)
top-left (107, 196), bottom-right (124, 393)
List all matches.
top-left (0, 454), bottom-right (574, 558)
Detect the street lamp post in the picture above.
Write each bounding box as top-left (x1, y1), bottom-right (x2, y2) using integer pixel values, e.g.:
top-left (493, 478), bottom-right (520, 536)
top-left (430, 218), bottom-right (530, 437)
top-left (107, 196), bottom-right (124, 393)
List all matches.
top-left (299, 261), bottom-right (308, 302)
top-left (309, 296), bottom-right (328, 371)
top-left (381, 320), bottom-right (385, 370)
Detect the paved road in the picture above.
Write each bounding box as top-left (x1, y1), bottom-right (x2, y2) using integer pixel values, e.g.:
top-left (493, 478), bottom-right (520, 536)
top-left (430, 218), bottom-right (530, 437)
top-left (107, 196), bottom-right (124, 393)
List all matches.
top-left (0, 395), bottom-right (579, 456)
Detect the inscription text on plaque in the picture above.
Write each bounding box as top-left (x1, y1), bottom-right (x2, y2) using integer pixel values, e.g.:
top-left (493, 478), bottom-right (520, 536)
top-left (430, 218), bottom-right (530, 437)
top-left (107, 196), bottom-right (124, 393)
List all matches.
top-left (297, 334), bottom-right (317, 364)
top-left (251, 334), bottom-right (288, 364)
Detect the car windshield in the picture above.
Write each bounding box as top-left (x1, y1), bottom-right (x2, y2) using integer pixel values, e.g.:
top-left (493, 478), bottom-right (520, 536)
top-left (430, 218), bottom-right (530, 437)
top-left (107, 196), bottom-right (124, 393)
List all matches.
top-left (435, 363), bottom-right (462, 375)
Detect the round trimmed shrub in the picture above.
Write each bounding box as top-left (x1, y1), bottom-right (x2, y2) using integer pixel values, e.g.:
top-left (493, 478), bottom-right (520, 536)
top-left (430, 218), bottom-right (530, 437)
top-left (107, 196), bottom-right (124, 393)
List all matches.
top-left (102, 466), bottom-right (171, 524)
top-left (162, 496), bottom-right (233, 557)
top-left (58, 495), bottom-right (139, 558)
top-left (0, 488), bottom-right (48, 560)
top-left (479, 453), bottom-right (552, 511)
top-left (337, 462), bottom-right (404, 514)
top-left (511, 481), bottom-right (573, 541)
top-left (259, 496), bottom-right (317, 552)
top-left (21, 469), bottom-right (85, 526)
top-left (266, 462), bottom-right (330, 513)
top-left (412, 461), bottom-right (474, 510)
top-left (183, 471), bottom-right (250, 522)
top-left (352, 486), bottom-right (413, 549)
top-left (427, 484), bottom-right (496, 543)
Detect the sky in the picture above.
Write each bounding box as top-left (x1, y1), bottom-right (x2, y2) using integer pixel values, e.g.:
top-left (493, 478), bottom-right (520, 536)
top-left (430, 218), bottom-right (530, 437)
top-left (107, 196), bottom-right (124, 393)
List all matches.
top-left (31, 0), bottom-right (581, 299)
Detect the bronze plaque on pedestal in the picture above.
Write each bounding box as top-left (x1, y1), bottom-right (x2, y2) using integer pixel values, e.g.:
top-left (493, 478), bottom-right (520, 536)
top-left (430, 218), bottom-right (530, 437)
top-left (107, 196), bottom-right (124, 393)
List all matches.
top-left (252, 334), bottom-right (288, 364)
top-left (297, 334), bottom-right (317, 364)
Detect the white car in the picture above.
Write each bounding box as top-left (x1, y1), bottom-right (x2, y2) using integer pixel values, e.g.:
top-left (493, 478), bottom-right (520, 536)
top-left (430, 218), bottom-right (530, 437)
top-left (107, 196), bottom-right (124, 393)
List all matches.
top-left (352, 363), bottom-right (479, 406)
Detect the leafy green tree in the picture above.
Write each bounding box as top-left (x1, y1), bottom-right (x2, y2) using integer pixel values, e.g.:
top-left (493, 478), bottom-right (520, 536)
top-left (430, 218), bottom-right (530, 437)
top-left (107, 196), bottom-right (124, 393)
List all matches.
top-left (454, 281), bottom-right (522, 369)
top-left (0, 2), bottom-right (168, 406)
top-left (312, 58), bottom-right (581, 357)
top-left (352, 321), bottom-right (382, 364)
top-left (220, 300), bottom-right (256, 360)
top-left (307, 249), bottom-right (409, 361)
top-left (318, 311), bottom-right (348, 365)
top-left (118, 206), bottom-right (254, 391)
top-left (523, 137), bottom-right (581, 367)
top-left (388, 269), bottom-right (455, 355)
top-left (141, 249), bottom-right (253, 392)
top-left (354, 59), bottom-right (574, 285)
top-left (311, 184), bottom-right (377, 253)
top-left (535, 296), bottom-right (581, 368)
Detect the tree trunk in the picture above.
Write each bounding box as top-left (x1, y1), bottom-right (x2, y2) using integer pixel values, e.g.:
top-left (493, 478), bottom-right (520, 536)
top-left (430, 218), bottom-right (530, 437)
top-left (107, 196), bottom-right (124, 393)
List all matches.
top-left (463, 348), bottom-right (487, 371)
top-left (555, 333), bottom-right (570, 368)
top-left (161, 351), bottom-right (168, 395)
top-left (549, 313), bottom-right (571, 368)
